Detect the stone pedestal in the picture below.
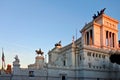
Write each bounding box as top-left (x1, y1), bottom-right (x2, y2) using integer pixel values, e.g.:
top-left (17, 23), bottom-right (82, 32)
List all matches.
top-left (28, 55), bottom-right (44, 69)
top-left (13, 55), bottom-right (20, 74)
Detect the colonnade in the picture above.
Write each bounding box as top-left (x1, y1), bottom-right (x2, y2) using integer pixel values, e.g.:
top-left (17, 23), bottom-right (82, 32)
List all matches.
top-left (106, 31), bottom-right (115, 48)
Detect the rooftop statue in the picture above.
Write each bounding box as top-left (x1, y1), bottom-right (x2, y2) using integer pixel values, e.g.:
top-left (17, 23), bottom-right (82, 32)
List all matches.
top-left (93, 14), bottom-right (97, 20)
top-left (100, 8), bottom-right (106, 14)
top-left (35, 48), bottom-right (44, 56)
top-left (14, 55), bottom-right (19, 62)
top-left (93, 8), bottom-right (106, 20)
top-left (55, 41), bottom-right (61, 46)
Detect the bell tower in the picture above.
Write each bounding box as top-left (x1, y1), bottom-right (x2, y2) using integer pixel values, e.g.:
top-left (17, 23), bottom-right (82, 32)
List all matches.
top-left (81, 8), bottom-right (119, 49)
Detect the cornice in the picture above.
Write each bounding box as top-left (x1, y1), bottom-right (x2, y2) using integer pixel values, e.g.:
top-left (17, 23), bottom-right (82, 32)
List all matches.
top-left (81, 45), bottom-right (118, 54)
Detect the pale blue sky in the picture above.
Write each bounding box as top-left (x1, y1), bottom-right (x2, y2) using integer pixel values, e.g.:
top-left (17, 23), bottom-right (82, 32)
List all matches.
top-left (0, 0), bottom-right (120, 68)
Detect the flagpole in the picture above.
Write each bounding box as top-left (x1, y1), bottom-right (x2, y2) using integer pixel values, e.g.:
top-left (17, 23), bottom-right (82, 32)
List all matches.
top-left (1, 48), bottom-right (5, 70)
top-left (2, 59), bottom-right (3, 70)
top-left (2, 48), bottom-right (3, 70)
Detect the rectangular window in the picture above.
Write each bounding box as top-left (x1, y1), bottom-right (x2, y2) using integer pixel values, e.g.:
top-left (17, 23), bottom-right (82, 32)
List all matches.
top-left (29, 71), bottom-right (34, 77)
top-left (87, 32), bottom-right (89, 45)
top-left (103, 65), bottom-right (105, 69)
top-left (106, 31), bottom-right (109, 46)
top-left (93, 53), bottom-right (95, 57)
top-left (109, 32), bottom-right (112, 47)
top-left (87, 52), bottom-right (91, 56)
top-left (60, 74), bottom-right (67, 80)
top-left (88, 63), bottom-right (91, 68)
top-left (90, 30), bottom-right (93, 45)
top-left (62, 76), bottom-right (66, 80)
top-left (112, 33), bottom-right (114, 47)
top-left (99, 54), bottom-right (101, 58)
top-left (63, 60), bottom-right (66, 66)
top-left (96, 53), bottom-right (98, 57)
top-left (79, 55), bottom-right (82, 61)
top-left (102, 55), bottom-right (105, 59)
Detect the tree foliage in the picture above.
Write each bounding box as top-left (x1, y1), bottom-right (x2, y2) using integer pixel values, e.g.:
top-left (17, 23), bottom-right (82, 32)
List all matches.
top-left (109, 51), bottom-right (120, 65)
